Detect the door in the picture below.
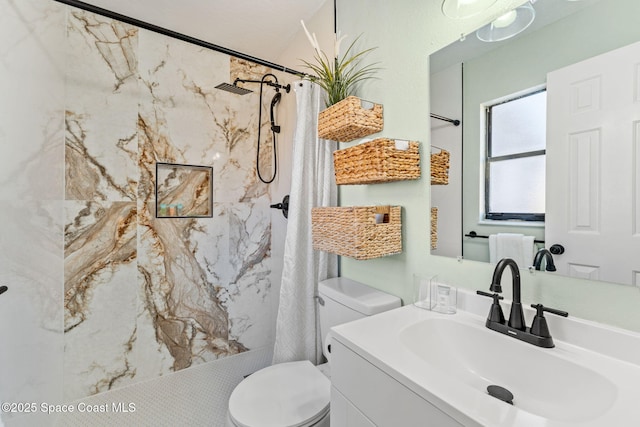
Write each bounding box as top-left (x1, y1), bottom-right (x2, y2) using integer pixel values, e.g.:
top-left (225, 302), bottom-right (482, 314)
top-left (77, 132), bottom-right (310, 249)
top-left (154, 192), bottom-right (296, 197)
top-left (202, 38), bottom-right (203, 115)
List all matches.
top-left (546, 41), bottom-right (640, 286)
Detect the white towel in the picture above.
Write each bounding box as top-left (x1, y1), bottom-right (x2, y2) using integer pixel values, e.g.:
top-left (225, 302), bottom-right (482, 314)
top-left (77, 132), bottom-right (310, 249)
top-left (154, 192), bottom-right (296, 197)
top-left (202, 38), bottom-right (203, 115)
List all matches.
top-left (489, 233), bottom-right (535, 268)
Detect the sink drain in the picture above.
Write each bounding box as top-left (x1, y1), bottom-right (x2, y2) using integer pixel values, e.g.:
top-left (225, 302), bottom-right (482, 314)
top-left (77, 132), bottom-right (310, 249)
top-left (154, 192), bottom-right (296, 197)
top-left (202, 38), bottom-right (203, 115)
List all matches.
top-left (487, 385), bottom-right (514, 405)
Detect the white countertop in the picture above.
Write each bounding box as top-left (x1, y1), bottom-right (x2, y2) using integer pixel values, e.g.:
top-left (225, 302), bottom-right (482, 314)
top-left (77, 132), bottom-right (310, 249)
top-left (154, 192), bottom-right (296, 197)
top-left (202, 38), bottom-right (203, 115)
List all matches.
top-left (331, 288), bottom-right (640, 427)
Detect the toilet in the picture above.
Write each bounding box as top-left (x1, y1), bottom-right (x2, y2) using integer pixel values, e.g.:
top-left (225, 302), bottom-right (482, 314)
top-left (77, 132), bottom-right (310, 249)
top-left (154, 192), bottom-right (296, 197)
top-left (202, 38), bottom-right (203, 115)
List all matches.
top-left (226, 277), bottom-right (401, 427)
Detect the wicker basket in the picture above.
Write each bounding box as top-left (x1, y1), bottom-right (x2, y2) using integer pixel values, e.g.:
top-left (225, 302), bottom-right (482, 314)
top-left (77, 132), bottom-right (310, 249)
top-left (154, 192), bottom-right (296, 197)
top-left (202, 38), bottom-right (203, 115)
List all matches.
top-left (311, 205), bottom-right (402, 260)
top-left (333, 138), bottom-right (420, 185)
top-left (431, 149), bottom-right (450, 185)
top-left (430, 207), bottom-right (438, 250)
top-left (318, 96), bottom-right (383, 142)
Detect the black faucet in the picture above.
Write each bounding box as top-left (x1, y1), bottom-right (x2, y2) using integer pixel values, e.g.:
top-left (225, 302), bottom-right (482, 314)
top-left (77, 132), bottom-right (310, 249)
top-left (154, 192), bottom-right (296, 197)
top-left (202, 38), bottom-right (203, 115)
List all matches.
top-left (477, 258), bottom-right (568, 348)
top-left (533, 249), bottom-right (556, 271)
top-left (491, 258), bottom-right (526, 330)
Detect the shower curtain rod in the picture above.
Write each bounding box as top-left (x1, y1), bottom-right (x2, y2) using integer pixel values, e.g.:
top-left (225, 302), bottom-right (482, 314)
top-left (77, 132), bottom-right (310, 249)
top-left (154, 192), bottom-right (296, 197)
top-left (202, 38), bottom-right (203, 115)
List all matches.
top-left (430, 113), bottom-right (461, 126)
top-left (52, 0), bottom-right (304, 77)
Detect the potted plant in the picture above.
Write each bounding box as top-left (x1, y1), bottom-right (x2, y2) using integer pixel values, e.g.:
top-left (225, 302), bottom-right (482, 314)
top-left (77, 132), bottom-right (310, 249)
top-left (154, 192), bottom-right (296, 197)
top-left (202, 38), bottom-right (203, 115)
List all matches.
top-left (300, 21), bottom-right (383, 142)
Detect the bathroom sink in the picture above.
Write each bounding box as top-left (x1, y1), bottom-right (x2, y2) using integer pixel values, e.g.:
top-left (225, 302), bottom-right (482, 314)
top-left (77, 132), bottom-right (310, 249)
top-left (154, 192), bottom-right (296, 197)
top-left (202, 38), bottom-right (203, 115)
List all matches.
top-left (398, 317), bottom-right (617, 423)
top-left (330, 288), bottom-right (640, 427)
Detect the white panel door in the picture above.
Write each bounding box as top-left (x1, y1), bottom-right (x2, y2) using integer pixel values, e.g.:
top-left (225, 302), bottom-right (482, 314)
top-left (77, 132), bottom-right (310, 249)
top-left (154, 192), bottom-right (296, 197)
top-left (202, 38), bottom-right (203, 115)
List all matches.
top-left (546, 41), bottom-right (640, 286)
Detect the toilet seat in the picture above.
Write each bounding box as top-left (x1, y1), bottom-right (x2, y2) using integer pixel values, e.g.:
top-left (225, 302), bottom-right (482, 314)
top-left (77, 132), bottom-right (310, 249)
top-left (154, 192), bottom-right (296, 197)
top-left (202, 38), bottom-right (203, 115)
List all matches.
top-left (228, 360), bottom-right (330, 427)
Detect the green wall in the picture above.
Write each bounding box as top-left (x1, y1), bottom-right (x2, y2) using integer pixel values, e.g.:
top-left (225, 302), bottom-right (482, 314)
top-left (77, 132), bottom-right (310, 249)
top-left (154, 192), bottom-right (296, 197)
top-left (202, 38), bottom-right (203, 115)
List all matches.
top-left (336, 0), bottom-right (640, 332)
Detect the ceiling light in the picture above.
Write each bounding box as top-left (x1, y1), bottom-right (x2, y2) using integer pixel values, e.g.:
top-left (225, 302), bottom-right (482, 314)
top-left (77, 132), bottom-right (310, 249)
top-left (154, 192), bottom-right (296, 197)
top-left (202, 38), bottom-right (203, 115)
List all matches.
top-left (492, 10), bottom-right (517, 28)
top-left (442, 0), bottom-right (498, 19)
top-left (476, 1), bottom-right (536, 42)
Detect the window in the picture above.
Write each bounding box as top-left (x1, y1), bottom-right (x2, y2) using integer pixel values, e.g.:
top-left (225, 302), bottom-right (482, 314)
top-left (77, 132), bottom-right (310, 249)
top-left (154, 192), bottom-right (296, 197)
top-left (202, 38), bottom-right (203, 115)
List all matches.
top-left (485, 89), bottom-right (546, 221)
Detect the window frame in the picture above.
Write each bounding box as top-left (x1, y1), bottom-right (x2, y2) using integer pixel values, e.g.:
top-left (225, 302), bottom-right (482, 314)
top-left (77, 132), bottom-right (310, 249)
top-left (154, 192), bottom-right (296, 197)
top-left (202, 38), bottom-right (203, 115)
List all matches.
top-left (484, 88), bottom-right (547, 222)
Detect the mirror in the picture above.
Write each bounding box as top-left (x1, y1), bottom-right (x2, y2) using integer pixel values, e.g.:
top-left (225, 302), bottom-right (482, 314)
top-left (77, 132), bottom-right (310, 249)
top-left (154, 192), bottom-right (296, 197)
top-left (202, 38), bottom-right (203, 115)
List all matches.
top-left (429, 0), bottom-right (640, 286)
top-left (155, 162), bottom-right (213, 218)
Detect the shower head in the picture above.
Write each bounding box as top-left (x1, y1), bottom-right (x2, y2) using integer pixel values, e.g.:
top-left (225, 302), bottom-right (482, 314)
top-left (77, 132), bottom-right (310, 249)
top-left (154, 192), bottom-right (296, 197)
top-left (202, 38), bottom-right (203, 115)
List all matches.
top-left (270, 92), bottom-right (282, 134)
top-left (270, 91), bottom-right (282, 108)
top-left (215, 82), bottom-right (253, 95)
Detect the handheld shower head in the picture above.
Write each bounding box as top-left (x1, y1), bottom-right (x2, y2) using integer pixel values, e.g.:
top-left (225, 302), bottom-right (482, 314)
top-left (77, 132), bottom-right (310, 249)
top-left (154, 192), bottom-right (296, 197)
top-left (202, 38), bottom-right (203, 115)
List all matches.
top-left (271, 91), bottom-right (282, 107)
top-left (270, 92), bottom-right (282, 133)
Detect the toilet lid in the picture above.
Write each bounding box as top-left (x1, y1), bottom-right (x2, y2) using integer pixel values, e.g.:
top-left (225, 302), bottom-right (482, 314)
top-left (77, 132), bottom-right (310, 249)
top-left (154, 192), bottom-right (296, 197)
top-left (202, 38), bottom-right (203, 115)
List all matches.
top-left (228, 360), bottom-right (331, 427)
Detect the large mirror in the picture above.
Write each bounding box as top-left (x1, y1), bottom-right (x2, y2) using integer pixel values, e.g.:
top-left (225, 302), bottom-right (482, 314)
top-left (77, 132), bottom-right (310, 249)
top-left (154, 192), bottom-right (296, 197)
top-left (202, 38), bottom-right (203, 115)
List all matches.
top-left (430, 0), bottom-right (640, 287)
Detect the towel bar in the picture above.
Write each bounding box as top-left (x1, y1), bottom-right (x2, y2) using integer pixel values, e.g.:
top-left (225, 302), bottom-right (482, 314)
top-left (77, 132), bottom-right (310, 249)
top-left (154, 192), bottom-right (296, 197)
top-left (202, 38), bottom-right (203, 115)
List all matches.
top-left (465, 231), bottom-right (545, 244)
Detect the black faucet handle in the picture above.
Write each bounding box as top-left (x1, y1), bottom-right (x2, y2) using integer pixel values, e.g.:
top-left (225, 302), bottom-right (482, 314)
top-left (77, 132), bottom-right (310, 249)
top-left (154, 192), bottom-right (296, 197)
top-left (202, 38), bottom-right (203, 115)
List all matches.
top-left (530, 304), bottom-right (569, 338)
top-left (477, 290), bottom-right (503, 300)
top-left (531, 304), bottom-right (568, 318)
top-left (476, 290), bottom-right (505, 324)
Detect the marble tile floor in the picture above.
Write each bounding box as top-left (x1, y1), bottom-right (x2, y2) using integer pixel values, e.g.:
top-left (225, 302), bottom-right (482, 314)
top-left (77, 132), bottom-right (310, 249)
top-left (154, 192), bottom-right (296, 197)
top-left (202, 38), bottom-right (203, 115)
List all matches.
top-left (6, 348), bottom-right (272, 427)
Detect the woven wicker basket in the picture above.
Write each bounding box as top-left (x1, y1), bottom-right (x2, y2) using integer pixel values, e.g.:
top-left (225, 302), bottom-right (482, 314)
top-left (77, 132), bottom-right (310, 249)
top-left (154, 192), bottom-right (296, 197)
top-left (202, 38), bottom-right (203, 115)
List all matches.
top-left (318, 96), bottom-right (383, 142)
top-left (430, 207), bottom-right (438, 250)
top-left (333, 138), bottom-right (420, 185)
top-left (311, 205), bottom-right (402, 260)
top-left (431, 149), bottom-right (450, 185)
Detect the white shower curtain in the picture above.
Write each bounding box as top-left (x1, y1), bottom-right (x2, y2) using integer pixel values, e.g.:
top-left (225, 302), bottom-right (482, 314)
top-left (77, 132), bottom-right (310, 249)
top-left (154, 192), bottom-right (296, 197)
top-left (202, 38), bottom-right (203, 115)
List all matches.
top-left (272, 81), bottom-right (338, 365)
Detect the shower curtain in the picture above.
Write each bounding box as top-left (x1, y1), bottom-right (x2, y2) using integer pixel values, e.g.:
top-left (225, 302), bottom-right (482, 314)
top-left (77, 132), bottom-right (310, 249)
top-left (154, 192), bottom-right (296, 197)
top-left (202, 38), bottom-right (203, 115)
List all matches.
top-left (272, 81), bottom-right (338, 365)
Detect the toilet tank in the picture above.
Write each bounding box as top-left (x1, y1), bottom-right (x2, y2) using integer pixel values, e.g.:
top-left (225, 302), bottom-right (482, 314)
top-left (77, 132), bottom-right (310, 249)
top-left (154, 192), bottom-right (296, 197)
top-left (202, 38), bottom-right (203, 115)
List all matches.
top-left (318, 278), bottom-right (401, 359)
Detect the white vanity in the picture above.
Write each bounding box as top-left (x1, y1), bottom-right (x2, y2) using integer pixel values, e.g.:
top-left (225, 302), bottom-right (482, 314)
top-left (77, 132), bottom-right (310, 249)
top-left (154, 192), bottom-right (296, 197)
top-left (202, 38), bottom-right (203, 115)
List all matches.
top-left (329, 289), bottom-right (640, 426)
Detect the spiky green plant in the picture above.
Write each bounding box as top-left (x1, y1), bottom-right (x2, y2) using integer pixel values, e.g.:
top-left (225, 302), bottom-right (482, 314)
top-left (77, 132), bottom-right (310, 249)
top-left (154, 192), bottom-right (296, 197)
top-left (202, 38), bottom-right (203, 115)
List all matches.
top-left (300, 36), bottom-right (379, 107)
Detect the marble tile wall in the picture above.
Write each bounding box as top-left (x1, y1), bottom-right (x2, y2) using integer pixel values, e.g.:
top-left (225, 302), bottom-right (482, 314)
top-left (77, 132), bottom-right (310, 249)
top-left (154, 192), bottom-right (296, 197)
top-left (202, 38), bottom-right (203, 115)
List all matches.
top-left (1, 0), bottom-right (282, 413)
top-left (0, 0), bottom-right (66, 421)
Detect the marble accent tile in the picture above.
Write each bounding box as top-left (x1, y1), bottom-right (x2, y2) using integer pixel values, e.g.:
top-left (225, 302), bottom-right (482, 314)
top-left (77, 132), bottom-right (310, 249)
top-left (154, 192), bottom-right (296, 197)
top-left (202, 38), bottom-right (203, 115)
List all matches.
top-left (221, 200), bottom-right (273, 349)
top-left (133, 31), bottom-right (275, 375)
top-left (0, 201), bottom-right (64, 420)
top-left (67, 10), bottom-right (137, 90)
top-left (64, 201), bottom-right (137, 330)
top-left (230, 57), bottom-right (272, 84)
top-left (63, 201), bottom-right (138, 401)
top-left (228, 200), bottom-right (272, 284)
top-left (137, 29), bottom-right (231, 166)
top-left (210, 98), bottom-right (270, 202)
top-left (0, 0), bottom-right (65, 201)
top-left (0, 0), bottom-right (66, 421)
top-left (65, 10), bottom-right (139, 202)
top-left (136, 202), bottom-right (246, 375)
top-left (190, 204), bottom-right (231, 285)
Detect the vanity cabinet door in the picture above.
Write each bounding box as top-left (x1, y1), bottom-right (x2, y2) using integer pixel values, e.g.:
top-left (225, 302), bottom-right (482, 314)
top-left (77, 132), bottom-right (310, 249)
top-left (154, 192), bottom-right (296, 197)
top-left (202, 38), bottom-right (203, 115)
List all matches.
top-left (331, 340), bottom-right (465, 427)
top-left (331, 387), bottom-right (376, 427)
